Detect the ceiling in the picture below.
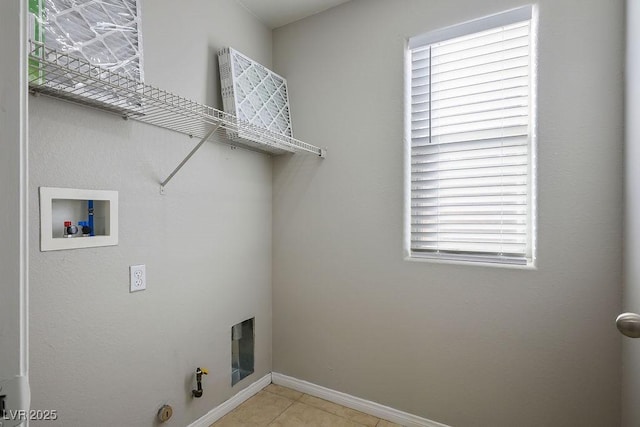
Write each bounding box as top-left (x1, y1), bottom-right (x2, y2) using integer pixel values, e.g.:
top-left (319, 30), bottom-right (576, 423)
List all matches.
top-left (236, 0), bottom-right (351, 29)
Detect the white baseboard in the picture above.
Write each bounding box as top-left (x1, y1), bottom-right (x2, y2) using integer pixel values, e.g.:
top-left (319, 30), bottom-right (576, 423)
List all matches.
top-left (271, 372), bottom-right (451, 427)
top-left (187, 373), bottom-right (272, 427)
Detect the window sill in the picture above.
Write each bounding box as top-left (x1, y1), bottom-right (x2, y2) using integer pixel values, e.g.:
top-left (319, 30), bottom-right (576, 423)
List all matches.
top-left (404, 253), bottom-right (537, 270)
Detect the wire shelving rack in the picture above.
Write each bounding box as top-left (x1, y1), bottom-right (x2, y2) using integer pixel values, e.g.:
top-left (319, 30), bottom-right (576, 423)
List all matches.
top-left (27, 41), bottom-right (325, 191)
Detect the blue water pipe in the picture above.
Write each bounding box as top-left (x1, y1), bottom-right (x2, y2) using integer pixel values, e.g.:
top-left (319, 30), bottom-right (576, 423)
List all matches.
top-left (88, 200), bottom-right (95, 236)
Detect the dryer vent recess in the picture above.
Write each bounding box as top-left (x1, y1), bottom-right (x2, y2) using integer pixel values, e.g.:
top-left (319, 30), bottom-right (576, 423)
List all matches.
top-left (231, 318), bottom-right (254, 386)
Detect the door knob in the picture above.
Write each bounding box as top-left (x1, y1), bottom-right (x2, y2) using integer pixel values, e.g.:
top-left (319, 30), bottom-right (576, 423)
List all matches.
top-left (616, 313), bottom-right (640, 338)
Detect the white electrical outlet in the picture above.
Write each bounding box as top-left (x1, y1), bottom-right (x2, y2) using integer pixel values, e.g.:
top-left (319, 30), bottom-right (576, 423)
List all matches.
top-left (129, 264), bottom-right (146, 292)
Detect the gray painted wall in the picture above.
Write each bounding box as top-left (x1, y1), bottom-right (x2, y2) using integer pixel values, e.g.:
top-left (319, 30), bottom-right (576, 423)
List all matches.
top-left (272, 1), bottom-right (624, 426)
top-left (623, 1), bottom-right (640, 426)
top-left (29, 1), bottom-right (273, 426)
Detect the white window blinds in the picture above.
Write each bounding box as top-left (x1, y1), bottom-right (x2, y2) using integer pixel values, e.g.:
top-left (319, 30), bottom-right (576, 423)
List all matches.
top-left (408, 8), bottom-right (534, 265)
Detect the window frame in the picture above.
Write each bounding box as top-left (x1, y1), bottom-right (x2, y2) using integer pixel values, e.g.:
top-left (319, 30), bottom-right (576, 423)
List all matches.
top-left (403, 5), bottom-right (537, 268)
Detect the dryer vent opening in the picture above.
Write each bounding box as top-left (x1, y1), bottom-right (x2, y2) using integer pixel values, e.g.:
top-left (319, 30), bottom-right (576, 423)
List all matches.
top-left (231, 317), bottom-right (254, 386)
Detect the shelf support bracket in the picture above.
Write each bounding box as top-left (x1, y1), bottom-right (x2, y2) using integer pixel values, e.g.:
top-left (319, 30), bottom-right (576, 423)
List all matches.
top-left (160, 123), bottom-right (221, 194)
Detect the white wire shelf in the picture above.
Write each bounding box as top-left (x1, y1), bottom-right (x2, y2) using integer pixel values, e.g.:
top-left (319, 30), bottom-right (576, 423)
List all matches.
top-left (27, 40), bottom-right (326, 160)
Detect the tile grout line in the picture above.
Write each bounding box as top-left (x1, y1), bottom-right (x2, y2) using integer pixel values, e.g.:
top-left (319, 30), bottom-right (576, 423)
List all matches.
top-left (264, 402), bottom-right (293, 426)
top-left (291, 393), bottom-right (376, 427)
top-left (264, 392), bottom-right (297, 427)
top-left (262, 391), bottom-right (296, 427)
top-left (262, 388), bottom-right (304, 402)
top-left (273, 373), bottom-right (439, 427)
top-left (263, 388), bottom-right (373, 426)
top-left (261, 388), bottom-right (302, 427)
top-left (261, 386), bottom-right (306, 427)
top-left (231, 386), bottom-right (390, 427)
top-left (211, 390), bottom-right (294, 427)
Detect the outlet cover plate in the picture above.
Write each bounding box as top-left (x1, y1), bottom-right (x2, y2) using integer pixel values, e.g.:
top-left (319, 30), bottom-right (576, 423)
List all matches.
top-left (130, 264), bottom-right (146, 292)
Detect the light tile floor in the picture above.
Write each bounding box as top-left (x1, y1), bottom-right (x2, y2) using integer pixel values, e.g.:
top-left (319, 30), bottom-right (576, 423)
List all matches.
top-left (211, 384), bottom-right (404, 427)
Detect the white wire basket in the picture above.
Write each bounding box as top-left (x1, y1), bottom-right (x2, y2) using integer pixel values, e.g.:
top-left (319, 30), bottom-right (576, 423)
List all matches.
top-left (28, 40), bottom-right (325, 158)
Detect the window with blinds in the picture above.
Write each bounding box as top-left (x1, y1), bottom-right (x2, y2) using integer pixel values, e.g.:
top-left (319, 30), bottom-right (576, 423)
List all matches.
top-left (407, 6), bottom-right (535, 265)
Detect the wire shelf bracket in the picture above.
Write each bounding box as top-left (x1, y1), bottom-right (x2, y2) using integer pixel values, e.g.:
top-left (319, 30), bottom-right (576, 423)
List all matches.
top-left (160, 123), bottom-right (221, 194)
top-left (27, 40), bottom-right (326, 192)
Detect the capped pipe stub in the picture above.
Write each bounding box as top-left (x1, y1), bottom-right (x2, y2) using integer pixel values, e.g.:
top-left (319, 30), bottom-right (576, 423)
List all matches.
top-left (157, 405), bottom-right (173, 423)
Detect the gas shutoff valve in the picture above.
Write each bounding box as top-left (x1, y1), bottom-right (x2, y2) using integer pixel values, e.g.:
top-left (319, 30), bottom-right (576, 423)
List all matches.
top-left (192, 367), bottom-right (208, 398)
